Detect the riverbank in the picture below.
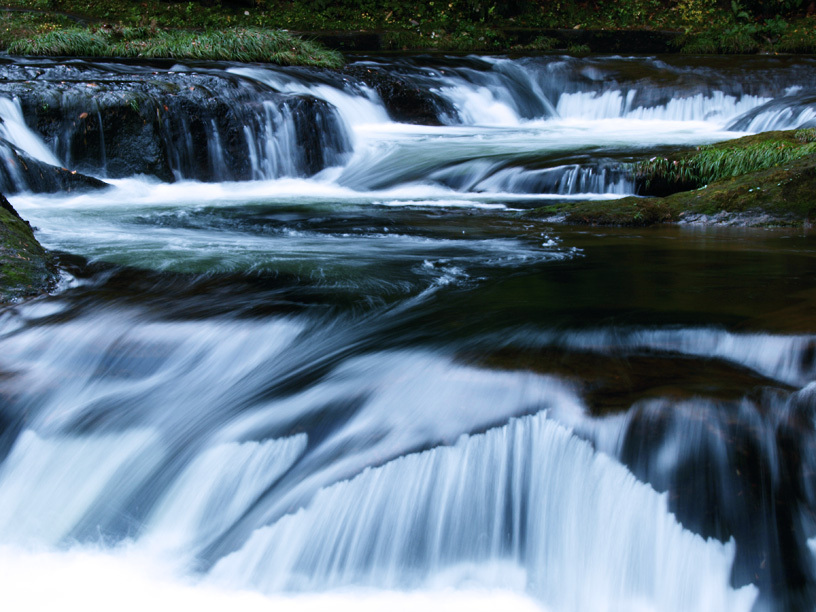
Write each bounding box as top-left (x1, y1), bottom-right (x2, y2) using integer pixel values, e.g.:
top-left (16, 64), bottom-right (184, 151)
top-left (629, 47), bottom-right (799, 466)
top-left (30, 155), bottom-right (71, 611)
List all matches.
top-left (1, 0), bottom-right (815, 62)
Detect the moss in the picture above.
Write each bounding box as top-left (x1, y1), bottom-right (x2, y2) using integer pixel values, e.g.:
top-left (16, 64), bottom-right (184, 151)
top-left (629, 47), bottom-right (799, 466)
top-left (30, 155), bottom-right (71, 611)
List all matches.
top-left (666, 155), bottom-right (816, 220)
top-left (0, 194), bottom-right (57, 304)
top-left (537, 196), bottom-right (681, 227)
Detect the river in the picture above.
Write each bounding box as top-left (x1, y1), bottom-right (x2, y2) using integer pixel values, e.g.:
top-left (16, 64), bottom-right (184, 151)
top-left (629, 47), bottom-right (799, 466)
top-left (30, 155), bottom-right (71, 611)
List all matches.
top-left (1, 53), bottom-right (816, 611)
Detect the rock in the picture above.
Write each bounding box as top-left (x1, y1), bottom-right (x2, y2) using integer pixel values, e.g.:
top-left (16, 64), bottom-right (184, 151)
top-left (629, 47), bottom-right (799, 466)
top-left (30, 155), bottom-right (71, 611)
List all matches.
top-left (0, 192), bottom-right (57, 303)
top-left (3, 62), bottom-right (351, 183)
top-left (341, 65), bottom-right (458, 126)
top-left (0, 139), bottom-right (109, 194)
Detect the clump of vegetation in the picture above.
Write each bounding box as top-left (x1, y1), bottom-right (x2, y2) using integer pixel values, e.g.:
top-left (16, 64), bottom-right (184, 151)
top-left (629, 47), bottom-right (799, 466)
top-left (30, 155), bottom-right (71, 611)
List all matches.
top-left (676, 15), bottom-right (816, 54)
top-left (795, 128), bottom-right (816, 143)
top-left (635, 133), bottom-right (816, 193)
top-left (521, 35), bottom-right (558, 51)
top-left (566, 42), bottom-right (591, 55)
top-left (7, 27), bottom-right (108, 56)
top-left (1, 0), bottom-right (815, 56)
top-left (7, 26), bottom-right (344, 67)
top-left (776, 23), bottom-right (816, 52)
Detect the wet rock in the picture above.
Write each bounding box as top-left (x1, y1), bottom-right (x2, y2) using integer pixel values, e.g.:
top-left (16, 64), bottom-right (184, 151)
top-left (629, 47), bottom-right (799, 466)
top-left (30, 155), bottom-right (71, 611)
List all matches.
top-left (287, 96), bottom-right (352, 175)
top-left (619, 393), bottom-right (816, 610)
top-left (0, 192), bottom-right (57, 303)
top-left (2, 62), bottom-right (351, 182)
top-left (0, 139), bottom-right (109, 194)
top-left (341, 65), bottom-right (458, 126)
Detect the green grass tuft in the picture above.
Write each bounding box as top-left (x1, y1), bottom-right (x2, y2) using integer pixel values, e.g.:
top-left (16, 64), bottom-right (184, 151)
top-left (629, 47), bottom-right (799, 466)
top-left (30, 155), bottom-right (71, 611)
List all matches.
top-left (566, 42), bottom-right (591, 55)
top-left (6, 26), bottom-right (344, 68)
top-left (795, 128), bottom-right (816, 144)
top-left (635, 139), bottom-right (816, 191)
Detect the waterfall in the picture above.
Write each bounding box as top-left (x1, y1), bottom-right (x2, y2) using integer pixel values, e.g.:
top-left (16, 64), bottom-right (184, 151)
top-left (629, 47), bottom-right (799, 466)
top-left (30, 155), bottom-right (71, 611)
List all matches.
top-left (0, 97), bottom-right (61, 166)
top-left (1, 55), bottom-right (815, 195)
top-left (143, 435), bottom-right (308, 554)
top-left (515, 327), bottom-right (816, 387)
top-left (0, 429), bottom-right (163, 545)
top-left (209, 411), bottom-right (756, 612)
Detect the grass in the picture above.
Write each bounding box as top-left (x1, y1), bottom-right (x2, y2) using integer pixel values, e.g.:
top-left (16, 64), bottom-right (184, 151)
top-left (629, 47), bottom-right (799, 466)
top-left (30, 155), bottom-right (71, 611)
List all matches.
top-left (6, 25), bottom-right (344, 67)
top-left (8, 27), bottom-right (344, 67)
top-left (635, 130), bottom-right (816, 193)
top-left (1, 0), bottom-right (815, 57)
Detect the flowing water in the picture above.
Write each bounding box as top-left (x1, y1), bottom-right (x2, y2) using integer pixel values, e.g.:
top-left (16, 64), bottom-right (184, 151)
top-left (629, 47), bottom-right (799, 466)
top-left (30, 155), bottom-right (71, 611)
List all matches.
top-left (1, 53), bottom-right (816, 611)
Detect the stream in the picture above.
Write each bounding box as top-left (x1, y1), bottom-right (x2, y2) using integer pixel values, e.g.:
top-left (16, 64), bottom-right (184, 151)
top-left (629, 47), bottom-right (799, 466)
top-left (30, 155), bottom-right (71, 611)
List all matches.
top-left (1, 53), bottom-right (816, 611)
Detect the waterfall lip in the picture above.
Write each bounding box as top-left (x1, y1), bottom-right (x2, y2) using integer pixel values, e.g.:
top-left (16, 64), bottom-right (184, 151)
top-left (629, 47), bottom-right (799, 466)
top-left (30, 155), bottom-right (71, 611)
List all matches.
top-left (499, 325), bottom-right (816, 389)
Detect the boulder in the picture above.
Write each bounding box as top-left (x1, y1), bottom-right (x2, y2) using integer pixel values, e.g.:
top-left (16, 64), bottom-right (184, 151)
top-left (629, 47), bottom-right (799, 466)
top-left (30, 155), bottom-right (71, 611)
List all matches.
top-left (341, 65), bottom-right (458, 125)
top-left (0, 139), bottom-right (108, 194)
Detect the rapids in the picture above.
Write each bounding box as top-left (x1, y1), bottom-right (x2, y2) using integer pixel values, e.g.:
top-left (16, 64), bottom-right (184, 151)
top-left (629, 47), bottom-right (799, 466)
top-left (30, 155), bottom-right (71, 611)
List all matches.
top-left (1, 53), bottom-right (816, 611)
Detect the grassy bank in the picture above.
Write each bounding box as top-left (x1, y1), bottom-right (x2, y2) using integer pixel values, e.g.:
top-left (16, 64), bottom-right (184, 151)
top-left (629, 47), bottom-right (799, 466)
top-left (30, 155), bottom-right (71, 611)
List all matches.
top-left (635, 128), bottom-right (816, 194)
top-left (0, 1), bottom-right (345, 65)
top-left (5, 25), bottom-right (344, 66)
top-left (1, 0), bottom-right (815, 58)
top-left (533, 129), bottom-right (816, 226)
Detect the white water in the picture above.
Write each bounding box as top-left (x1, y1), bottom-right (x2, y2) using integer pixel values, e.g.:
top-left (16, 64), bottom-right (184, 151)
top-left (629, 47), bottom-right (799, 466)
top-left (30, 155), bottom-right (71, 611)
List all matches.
top-left (209, 412), bottom-right (755, 612)
top-left (512, 327), bottom-right (816, 387)
top-left (0, 294), bottom-right (763, 610)
top-left (143, 435), bottom-right (308, 554)
top-left (0, 97), bottom-right (61, 166)
top-left (0, 544), bottom-right (549, 612)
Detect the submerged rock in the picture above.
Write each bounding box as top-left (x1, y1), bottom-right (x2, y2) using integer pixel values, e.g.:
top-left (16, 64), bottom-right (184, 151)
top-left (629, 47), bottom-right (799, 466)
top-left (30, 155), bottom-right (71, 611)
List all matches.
top-left (0, 192), bottom-right (57, 303)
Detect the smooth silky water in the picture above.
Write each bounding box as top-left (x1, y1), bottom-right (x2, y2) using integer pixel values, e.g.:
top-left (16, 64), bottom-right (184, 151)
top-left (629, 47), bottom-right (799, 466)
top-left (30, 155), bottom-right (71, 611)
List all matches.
top-left (1, 54), bottom-right (816, 611)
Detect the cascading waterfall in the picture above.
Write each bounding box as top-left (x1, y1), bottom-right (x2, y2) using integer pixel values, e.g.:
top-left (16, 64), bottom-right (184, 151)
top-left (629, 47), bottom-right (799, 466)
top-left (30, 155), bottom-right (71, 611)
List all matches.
top-left (2, 54), bottom-right (815, 196)
top-left (1, 53), bottom-right (816, 611)
top-left (208, 412), bottom-right (756, 612)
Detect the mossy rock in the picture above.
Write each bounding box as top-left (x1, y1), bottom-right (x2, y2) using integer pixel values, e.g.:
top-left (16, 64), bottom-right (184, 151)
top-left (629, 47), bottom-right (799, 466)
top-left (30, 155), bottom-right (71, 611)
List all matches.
top-left (530, 129), bottom-right (816, 227)
top-left (0, 193), bottom-right (57, 304)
